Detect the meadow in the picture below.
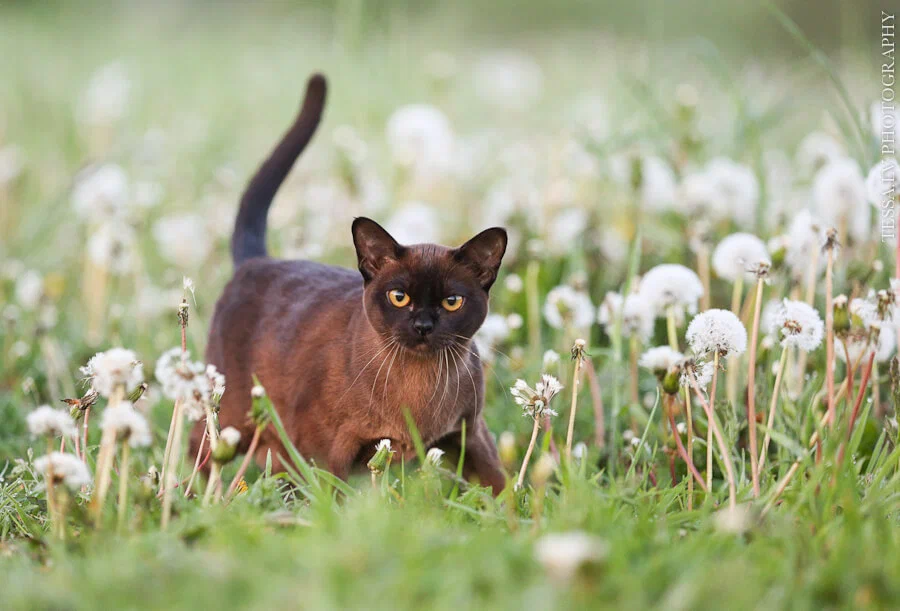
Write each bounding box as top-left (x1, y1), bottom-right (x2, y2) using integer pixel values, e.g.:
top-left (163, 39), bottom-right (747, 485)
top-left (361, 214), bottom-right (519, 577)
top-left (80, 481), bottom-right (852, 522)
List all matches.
top-left (1, 2), bottom-right (899, 609)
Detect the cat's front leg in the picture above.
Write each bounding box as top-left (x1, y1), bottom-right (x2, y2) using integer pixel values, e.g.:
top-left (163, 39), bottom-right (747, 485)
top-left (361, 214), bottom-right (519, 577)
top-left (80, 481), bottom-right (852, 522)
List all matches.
top-left (463, 417), bottom-right (507, 496)
top-left (326, 429), bottom-right (363, 481)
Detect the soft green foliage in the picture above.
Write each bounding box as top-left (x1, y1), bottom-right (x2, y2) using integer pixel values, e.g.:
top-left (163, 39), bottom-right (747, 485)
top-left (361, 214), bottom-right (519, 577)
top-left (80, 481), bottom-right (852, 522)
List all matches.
top-left (1, 1), bottom-right (898, 609)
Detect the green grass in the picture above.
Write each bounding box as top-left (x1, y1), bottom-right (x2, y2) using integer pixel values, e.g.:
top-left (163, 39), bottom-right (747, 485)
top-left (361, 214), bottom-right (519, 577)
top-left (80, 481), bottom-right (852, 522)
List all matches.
top-left (1, 1), bottom-right (897, 609)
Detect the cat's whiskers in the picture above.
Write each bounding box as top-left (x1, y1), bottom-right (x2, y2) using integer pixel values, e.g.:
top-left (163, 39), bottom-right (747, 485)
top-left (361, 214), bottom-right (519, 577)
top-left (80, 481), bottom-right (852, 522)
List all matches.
top-left (381, 342), bottom-right (403, 405)
top-left (448, 342), bottom-right (477, 404)
top-left (450, 338), bottom-right (508, 399)
top-left (438, 347), bottom-right (452, 413)
top-left (336, 338), bottom-right (395, 408)
top-left (450, 333), bottom-right (514, 362)
top-left (426, 348), bottom-right (445, 407)
top-left (447, 343), bottom-right (462, 407)
top-left (369, 339), bottom-right (399, 407)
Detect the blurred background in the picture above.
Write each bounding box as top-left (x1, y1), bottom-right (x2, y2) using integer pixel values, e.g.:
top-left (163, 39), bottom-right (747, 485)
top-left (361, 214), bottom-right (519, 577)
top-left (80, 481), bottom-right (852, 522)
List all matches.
top-left (0, 0), bottom-right (889, 455)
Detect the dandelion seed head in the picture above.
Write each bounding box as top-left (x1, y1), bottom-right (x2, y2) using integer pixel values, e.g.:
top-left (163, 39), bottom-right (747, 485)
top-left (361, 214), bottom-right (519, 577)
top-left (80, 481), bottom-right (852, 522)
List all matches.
top-left (597, 291), bottom-right (654, 341)
top-left (542, 349), bottom-right (561, 367)
top-left (680, 358), bottom-right (715, 390)
top-left (686, 309), bottom-right (747, 357)
top-left (543, 285), bottom-right (595, 330)
top-left (251, 385), bottom-right (266, 399)
top-left (473, 50), bottom-right (543, 111)
top-left (219, 426), bottom-right (242, 448)
top-left (34, 452), bottom-right (92, 489)
top-left (27, 406), bottom-right (77, 438)
top-left (384, 202), bottom-right (441, 245)
top-left (534, 531), bottom-right (608, 583)
top-left (152, 214), bottom-right (213, 269)
top-left (712, 233), bottom-right (770, 282)
top-left (82, 348), bottom-right (144, 397)
top-left (15, 270), bottom-right (43, 310)
top-left (153, 347), bottom-right (215, 420)
top-left (638, 264), bottom-right (704, 320)
top-left (772, 299), bottom-right (824, 352)
top-left (784, 209), bottom-right (827, 280)
top-left (504, 273), bottom-right (524, 293)
top-left (426, 447), bottom-right (445, 466)
top-left (386, 105), bottom-right (454, 183)
top-left (101, 401), bottom-right (151, 447)
top-left (511, 374), bottom-right (563, 418)
top-left (638, 346), bottom-right (684, 374)
top-left (87, 221), bottom-right (138, 275)
top-left (474, 313), bottom-right (510, 362)
top-left (72, 163), bottom-right (131, 222)
top-left (376, 439), bottom-right (392, 452)
top-left (813, 157), bottom-right (870, 243)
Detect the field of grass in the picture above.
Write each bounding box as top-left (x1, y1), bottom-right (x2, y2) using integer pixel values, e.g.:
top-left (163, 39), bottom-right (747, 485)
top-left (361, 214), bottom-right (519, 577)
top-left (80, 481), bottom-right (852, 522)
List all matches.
top-left (1, 1), bottom-right (898, 609)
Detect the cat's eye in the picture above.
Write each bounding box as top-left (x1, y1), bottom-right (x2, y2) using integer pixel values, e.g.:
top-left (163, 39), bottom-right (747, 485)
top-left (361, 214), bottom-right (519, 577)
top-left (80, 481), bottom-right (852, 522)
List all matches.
top-left (442, 295), bottom-right (464, 312)
top-left (388, 290), bottom-right (410, 308)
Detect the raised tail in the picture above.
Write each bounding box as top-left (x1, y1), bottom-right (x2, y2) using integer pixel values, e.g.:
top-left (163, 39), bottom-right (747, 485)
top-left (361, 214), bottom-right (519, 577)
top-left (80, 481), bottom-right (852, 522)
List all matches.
top-left (231, 73), bottom-right (327, 265)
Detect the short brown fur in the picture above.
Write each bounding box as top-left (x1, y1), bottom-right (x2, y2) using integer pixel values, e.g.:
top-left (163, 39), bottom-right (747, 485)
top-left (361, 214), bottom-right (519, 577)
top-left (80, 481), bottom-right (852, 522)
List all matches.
top-left (193, 74), bottom-right (507, 492)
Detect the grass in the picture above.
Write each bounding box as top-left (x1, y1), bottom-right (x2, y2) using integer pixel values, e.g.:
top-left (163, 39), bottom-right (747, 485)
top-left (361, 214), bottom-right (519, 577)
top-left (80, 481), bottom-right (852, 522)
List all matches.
top-left (1, 1), bottom-right (898, 609)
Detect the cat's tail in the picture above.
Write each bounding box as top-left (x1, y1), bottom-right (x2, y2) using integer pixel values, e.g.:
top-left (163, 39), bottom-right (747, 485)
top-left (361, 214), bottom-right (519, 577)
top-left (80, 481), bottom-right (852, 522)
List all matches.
top-left (231, 73), bottom-right (327, 266)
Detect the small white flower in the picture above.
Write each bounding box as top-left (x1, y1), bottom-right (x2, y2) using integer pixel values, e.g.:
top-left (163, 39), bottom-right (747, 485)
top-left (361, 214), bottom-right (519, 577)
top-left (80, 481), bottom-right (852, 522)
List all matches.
top-left (712, 233), bottom-right (770, 282)
top-left (813, 157), bottom-right (869, 243)
top-left (639, 155), bottom-right (677, 212)
top-left (704, 157), bottom-right (759, 227)
top-left (504, 274), bottom-right (524, 293)
top-left (837, 326), bottom-right (896, 364)
top-left (474, 313), bottom-right (510, 362)
top-left (14, 270), bottom-right (43, 310)
top-left (638, 346), bottom-right (684, 374)
top-left (426, 447), bottom-right (445, 467)
top-left (772, 299), bottom-right (824, 352)
top-left (81, 348), bottom-right (144, 397)
top-left (384, 202), bottom-right (441, 245)
top-left (506, 313), bottom-right (524, 330)
top-left (784, 209), bottom-right (827, 280)
top-left (511, 374), bottom-right (563, 418)
top-left (376, 439), bottom-right (392, 452)
top-left (473, 51), bottom-right (543, 111)
top-left (219, 426), bottom-right (242, 448)
top-left (153, 347), bottom-right (214, 420)
top-left (680, 359), bottom-right (715, 389)
top-left (385, 105), bottom-right (454, 183)
top-left (34, 452), bottom-right (92, 489)
top-left (686, 309), bottom-right (747, 357)
top-left (796, 131), bottom-right (844, 177)
top-left (713, 503), bottom-right (754, 535)
top-left (534, 532), bottom-right (608, 582)
top-left (77, 61), bottom-right (132, 126)
top-left (638, 264), bottom-right (704, 320)
top-left (251, 384), bottom-right (266, 399)
top-left (542, 350), bottom-right (561, 367)
top-left (543, 285), bottom-right (595, 330)
top-left (597, 291), bottom-right (654, 341)
top-left (87, 221), bottom-right (138, 275)
top-left (572, 442), bottom-right (587, 460)
top-left (850, 297), bottom-right (879, 328)
top-left (101, 401), bottom-right (151, 447)
top-left (866, 157), bottom-right (899, 206)
top-left (71, 163), bottom-right (130, 222)
top-left (676, 422), bottom-right (687, 435)
top-left (152, 214), bottom-right (213, 268)
top-left (545, 206), bottom-right (588, 255)
top-left (27, 406), bottom-right (77, 438)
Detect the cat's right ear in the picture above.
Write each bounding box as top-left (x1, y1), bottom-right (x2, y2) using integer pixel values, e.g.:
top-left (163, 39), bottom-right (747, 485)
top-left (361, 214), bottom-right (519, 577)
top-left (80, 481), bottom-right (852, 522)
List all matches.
top-left (352, 218), bottom-right (403, 282)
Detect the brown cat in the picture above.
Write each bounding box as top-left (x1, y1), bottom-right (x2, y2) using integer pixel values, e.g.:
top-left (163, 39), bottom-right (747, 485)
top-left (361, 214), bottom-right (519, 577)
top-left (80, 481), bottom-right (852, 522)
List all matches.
top-left (195, 74), bottom-right (507, 492)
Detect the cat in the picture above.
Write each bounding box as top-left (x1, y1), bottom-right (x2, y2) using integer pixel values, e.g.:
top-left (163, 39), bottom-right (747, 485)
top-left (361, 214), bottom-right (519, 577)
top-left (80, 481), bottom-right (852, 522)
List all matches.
top-left (194, 74), bottom-right (508, 493)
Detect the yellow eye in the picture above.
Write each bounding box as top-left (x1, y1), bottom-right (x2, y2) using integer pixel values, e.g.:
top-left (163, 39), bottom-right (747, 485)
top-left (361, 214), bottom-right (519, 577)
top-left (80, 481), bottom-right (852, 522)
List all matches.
top-left (442, 295), bottom-right (464, 312)
top-left (388, 290), bottom-right (410, 307)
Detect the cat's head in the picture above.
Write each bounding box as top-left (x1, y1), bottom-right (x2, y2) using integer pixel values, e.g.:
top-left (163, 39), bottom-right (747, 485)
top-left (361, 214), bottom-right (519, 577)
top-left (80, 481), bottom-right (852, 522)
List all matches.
top-left (352, 217), bottom-right (507, 354)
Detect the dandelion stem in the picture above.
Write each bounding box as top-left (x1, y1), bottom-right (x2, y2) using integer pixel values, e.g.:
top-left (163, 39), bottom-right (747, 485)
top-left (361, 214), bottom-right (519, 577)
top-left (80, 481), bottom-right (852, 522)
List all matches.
top-left (683, 386), bottom-right (695, 509)
top-left (565, 355), bottom-right (584, 460)
top-left (517, 416), bottom-right (541, 489)
top-left (693, 352), bottom-right (736, 508)
top-left (227, 426), bottom-right (263, 500)
top-left (158, 399), bottom-right (181, 495)
top-left (846, 352), bottom-right (876, 441)
top-left (116, 442), bottom-right (131, 533)
top-left (525, 261), bottom-right (541, 356)
top-left (698, 245), bottom-right (711, 311)
top-left (747, 276), bottom-right (764, 497)
top-left (81, 406), bottom-right (91, 462)
top-left (585, 360), bottom-right (606, 450)
top-left (161, 404), bottom-right (184, 530)
top-left (666, 399), bottom-right (707, 492)
top-left (184, 425), bottom-right (207, 498)
top-left (825, 245), bottom-right (836, 428)
top-left (758, 347), bottom-right (789, 474)
top-left (666, 306), bottom-right (679, 351)
top-left (628, 335), bottom-right (640, 407)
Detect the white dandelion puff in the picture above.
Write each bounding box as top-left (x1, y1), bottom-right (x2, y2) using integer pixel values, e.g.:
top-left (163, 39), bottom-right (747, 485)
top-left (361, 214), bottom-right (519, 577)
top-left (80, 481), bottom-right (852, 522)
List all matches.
top-left (510, 374), bottom-right (563, 418)
top-left (813, 157), bottom-right (869, 243)
top-left (543, 285), bottom-right (595, 330)
top-left (34, 452), bottom-right (92, 489)
top-left (686, 309), bottom-right (747, 357)
top-left (771, 299), bottom-right (824, 352)
top-left (638, 346), bottom-right (684, 374)
top-left (101, 401), bottom-right (151, 447)
top-left (534, 532), bottom-right (608, 583)
top-left (385, 105), bottom-right (454, 183)
top-left (638, 264), bottom-right (704, 320)
top-left (542, 349), bottom-right (561, 367)
top-left (597, 292), bottom-right (654, 341)
top-left (219, 426), bottom-right (242, 448)
top-left (426, 447), bottom-right (445, 466)
top-left (27, 406), bottom-right (78, 438)
top-left (712, 233), bottom-right (771, 282)
top-left (81, 348), bottom-right (144, 397)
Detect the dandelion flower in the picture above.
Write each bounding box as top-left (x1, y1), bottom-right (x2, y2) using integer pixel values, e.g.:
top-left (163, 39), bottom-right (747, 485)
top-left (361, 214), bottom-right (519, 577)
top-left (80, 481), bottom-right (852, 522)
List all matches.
top-left (27, 406), bottom-right (77, 438)
top-left (101, 401), bottom-right (151, 447)
top-left (511, 374), bottom-right (563, 418)
top-left (385, 105), bottom-right (454, 182)
top-left (504, 274), bottom-right (524, 293)
top-left (704, 157), bottom-right (759, 227)
top-left (34, 452), bottom-right (92, 489)
top-left (71, 163), bottom-right (130, 222)
top-left (14, 270), bottom-right (43, 310)
top-left (77, 61), bottom-right (132, 126)
top-left (796, 132), bottom-right (844, 177)
top-left (81, 348), bottom-right (144, 397)
top-left (474, 313), bottom-right (510, 362)
top-left (0, 145), bottom-right (25, 186)
top-left (866, 157), bottom-right (899, 206)
top-left (680, 358), bottom-right (715, 389)
top-left (638, 264), bottom-right (704, 320)
top-left (813, 157), bottom-right (869, 243)
top-left (771, 299), bottom-right (824, 352)
top-left (219, 426), bottom-right (242, 448)
top-left (542, 349), bottom-right (561, 367)
top-left (638, 346), bottom-right (684, 375)
top-left (712, 233), bottom-right (770, 281)
top-left (473, 51), bottom-right (543, 111)
top-left (597, 292), bottom-right (654, 341)
top-left (384, 202), bottom-right (441, 245)
top-left (543, 285), bottom-right (595, 330)
top-left (534, 532), bottom-right (608, 582)
top-left (426, 447), bottom-right (445, 467)
top-left (152, 214), bottom-right (213, 268)
top-left (154, 348), bottom-right (217, 420)
top-left (87, 221), bottom-right (138, 275)
top-left (686, 309), bottom-right (748, 357)
top-left (784, 209), bottom-right (827, 280)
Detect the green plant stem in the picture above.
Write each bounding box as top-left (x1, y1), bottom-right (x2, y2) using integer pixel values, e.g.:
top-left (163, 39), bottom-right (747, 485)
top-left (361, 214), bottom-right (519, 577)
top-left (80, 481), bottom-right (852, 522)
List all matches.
top-left (516, 417), bottom-right (541, 490)
top-left (565, 356), bottom-right (584, 460)
top-left (117, 443), bottom-right (130, 533)
top-left (758, 347), bottom-right (789, 474)
top-left (747, 276), bottom-right (764, 497)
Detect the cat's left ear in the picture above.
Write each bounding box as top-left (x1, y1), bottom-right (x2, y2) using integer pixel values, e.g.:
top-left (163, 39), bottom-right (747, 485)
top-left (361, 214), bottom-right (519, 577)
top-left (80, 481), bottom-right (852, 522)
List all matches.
top-left (454, 227), bottom-right (507, 291)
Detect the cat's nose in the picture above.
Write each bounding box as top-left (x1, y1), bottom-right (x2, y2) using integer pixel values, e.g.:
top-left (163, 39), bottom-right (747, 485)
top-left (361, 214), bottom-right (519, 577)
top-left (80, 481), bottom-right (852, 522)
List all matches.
top-left (413, 317), bottom-right (435, 337)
